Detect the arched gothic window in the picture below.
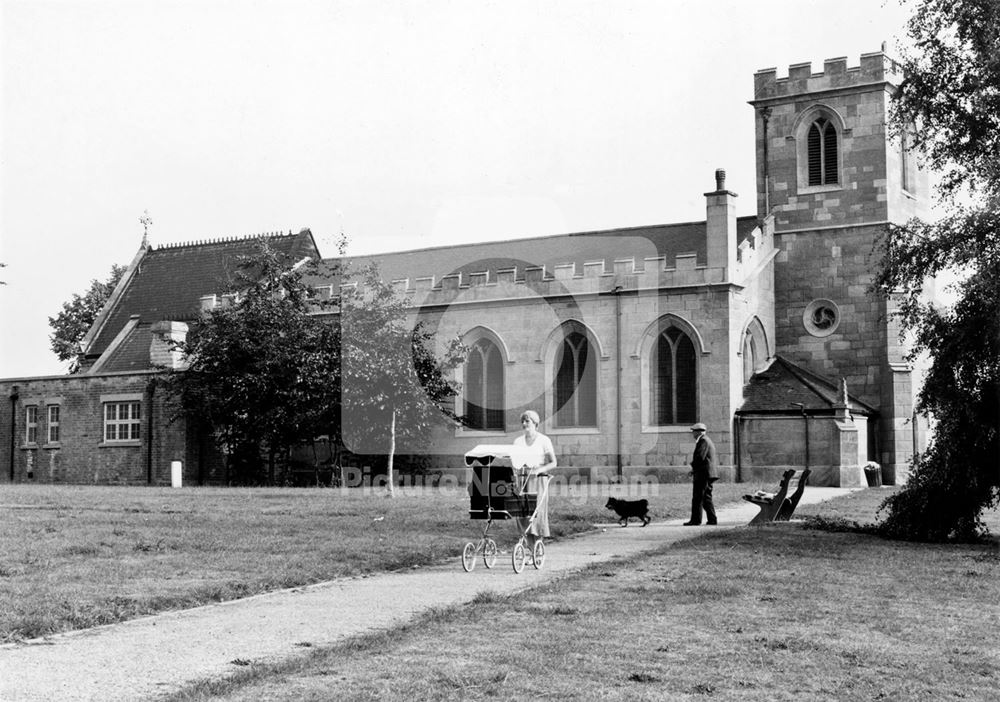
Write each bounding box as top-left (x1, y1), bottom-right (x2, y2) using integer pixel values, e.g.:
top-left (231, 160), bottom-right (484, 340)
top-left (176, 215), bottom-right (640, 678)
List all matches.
top-left (651, 327), bottom-right (697, 425)
top-left (807, 117), bottom-right (838, 186)
top-left (900, 129), bottom-right (913, 193)
top-left (742, 331), bottom-right (757, 385)
top-left (554, 331), bottom-right (597, 427)
top-left (464, 339), bottom-right (505, 431)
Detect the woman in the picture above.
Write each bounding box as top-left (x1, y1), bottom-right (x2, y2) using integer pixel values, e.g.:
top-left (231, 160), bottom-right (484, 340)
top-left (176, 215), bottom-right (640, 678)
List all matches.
top-left (513, 410), bottom-right (557, 549)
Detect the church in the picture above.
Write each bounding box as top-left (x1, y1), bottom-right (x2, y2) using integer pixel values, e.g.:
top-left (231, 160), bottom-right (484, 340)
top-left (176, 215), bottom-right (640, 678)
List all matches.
top-left (0, 49), bottom-right (928, 488)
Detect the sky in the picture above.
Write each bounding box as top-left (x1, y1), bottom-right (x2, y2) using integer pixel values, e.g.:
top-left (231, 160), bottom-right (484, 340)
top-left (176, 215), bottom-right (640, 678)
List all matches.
top-left (0, 0), bottom-right (914, 378)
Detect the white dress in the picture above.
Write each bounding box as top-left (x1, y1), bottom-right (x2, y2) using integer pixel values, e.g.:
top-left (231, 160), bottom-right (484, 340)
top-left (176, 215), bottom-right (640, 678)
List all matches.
top-left (512, 433), bottom-right (554, 538)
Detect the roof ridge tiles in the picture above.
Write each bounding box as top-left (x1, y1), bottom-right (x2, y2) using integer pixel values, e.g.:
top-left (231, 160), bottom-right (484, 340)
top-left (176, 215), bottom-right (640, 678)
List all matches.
top-left (153, 230), bottom-right (297, 251)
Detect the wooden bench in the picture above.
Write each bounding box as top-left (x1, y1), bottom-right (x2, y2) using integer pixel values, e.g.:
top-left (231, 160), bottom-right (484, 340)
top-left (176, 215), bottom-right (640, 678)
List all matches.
top-left (742, 469), bottom-right (811, 526)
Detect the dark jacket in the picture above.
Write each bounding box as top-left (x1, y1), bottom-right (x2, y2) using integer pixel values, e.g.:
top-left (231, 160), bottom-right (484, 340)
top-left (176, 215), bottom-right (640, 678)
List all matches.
top-left (691, 435), bottom-right (719, 480)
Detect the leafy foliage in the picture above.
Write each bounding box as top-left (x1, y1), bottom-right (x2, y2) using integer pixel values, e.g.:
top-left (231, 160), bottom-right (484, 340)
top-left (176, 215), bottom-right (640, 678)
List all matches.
top-left (167, 245), bottom-right (466, 488)
top-left (167, 244), bottom-right (340, 484)
top-left (48, 264), bottom-right (126, 372)
top-left (340, 264), bottom-right (466, 493)
top-left (873, 0), bottom-right (1000, 540)
top-left (891, 0), bottom-right (1000, 201)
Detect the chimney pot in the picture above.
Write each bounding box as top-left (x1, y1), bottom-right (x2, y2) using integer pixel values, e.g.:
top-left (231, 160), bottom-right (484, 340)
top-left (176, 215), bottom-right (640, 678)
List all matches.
top-left (715, 168), bottom-right (726, 191)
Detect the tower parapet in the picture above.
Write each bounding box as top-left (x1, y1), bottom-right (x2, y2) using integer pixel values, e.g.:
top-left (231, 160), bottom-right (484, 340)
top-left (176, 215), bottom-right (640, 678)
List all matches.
top-left (753, 51), bottom-right (902, 102)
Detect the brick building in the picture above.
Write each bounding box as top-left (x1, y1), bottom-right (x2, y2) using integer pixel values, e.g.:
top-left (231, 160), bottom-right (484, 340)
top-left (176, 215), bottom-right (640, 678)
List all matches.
top-left (0, 232), bottom-right (320, 486)
top-left (0, 50), bottom-right (928, 487)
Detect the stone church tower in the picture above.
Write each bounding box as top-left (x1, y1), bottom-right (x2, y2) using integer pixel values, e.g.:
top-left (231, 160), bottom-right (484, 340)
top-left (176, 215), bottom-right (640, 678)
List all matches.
top-left (750, 51), bottom-right (930, 480)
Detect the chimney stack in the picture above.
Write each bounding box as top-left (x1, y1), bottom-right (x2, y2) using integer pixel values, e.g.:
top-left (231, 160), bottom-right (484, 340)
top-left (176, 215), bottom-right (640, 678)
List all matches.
top-left (149, 321), bottom-right (189, 370)
top-left (705, 168), bottom-right (738, 279)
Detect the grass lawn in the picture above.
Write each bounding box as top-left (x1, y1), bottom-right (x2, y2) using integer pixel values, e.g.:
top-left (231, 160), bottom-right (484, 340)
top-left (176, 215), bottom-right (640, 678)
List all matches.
top-left (166, 487), bottom-right (1000, 702)
top-left (0, 480), bottom-right (748, 642)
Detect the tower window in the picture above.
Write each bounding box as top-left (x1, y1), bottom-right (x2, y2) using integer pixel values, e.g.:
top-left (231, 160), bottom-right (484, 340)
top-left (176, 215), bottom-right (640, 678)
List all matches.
top-left (803, 299), bottom-right (841, 338)
top-left (807, 118), bottom-right (838, 186)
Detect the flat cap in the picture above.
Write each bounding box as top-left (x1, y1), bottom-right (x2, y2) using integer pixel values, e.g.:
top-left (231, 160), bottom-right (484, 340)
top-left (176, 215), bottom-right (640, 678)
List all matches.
top-left (690, 422), bottom-right (707, 431)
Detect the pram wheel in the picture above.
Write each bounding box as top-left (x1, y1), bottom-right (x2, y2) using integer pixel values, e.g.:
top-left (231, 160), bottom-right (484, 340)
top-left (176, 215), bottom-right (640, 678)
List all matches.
top-left (532, 540), bottom-right (545, 569)
top-left (483, 538), bottom-right (498, 568)
top-left (461, 542), bottom-right (477, 572)
top-left (512, 542), bottom-right (527, 573)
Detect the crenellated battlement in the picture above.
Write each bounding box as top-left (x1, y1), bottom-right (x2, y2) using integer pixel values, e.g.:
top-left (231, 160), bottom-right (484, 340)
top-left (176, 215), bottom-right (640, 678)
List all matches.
top-left (387, 249), bottom-right (704, 298)
top-left (734, 214), bottom-right (775, 282)
top-left (377, 220), bottom-right (774, 309)
top-left (753, 51), bottom-right (902, 102)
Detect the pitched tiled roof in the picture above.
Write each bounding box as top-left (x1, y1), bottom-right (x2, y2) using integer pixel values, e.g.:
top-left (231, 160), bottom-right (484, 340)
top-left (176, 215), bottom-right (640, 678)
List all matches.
top-left (96, 323), bottom-right (154, 373)
top-left (738, 356), bottom-right (876, 415)
top-left (86, 229), bottom-right (318, 365)
top-left (326, 217), bottom-right (760, 285)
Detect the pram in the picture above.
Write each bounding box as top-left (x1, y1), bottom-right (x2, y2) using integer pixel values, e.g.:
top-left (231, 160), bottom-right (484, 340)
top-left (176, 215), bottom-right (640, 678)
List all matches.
top-left (462, 444), bottom-right (552, 574)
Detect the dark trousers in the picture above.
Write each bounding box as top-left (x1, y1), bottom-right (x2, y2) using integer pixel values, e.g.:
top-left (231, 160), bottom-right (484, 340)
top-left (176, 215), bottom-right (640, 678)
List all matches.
top-left (690, 476), bottom-right (718, 524)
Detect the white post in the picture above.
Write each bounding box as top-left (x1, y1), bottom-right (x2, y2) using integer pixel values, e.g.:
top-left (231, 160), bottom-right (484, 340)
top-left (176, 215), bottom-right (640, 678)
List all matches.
top-left (386, 409), bottom-right (396, 497)
top-left (170, 460), bottom-right (183, 488)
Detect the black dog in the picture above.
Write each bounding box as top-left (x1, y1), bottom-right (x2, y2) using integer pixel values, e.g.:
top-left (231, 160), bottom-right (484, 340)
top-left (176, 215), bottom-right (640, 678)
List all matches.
top-left (605, 497), bottom-right (651, 527)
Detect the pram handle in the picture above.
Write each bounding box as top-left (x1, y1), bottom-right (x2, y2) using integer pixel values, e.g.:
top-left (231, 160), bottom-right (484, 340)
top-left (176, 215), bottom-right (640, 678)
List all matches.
top-left (517, 466), bottom-right (552, 478)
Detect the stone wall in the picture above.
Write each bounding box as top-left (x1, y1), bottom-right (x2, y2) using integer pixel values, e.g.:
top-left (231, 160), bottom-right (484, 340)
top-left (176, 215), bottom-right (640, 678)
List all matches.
top-left (771, 223), bottom-right (889, 406)
top-left (737, 414), bottom-right (866, 487)
top-left (345, 242), bottom-right (775, 479)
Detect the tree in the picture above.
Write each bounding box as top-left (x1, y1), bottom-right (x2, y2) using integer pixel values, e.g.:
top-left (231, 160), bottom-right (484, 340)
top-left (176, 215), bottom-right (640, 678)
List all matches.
top-left (873, 0), bottom-right (1000, 541)
top-left (166, 238), bottom-right (465, 489)
top-left (49, 264), bottom-right (126, 372)
top-left (340, 264), bottom-right (466, 496)
top-left (167, 244), bottom-right (340, 485)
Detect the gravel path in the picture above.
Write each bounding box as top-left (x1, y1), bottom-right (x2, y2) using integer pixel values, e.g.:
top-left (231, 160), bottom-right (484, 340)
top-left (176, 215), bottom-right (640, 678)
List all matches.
top-left (0, 488), bottom-right (853, 701)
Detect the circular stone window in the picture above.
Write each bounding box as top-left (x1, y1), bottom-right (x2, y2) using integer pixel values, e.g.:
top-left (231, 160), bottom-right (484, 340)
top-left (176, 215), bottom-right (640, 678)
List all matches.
top-left (803, 299), bottom-right (841, 337)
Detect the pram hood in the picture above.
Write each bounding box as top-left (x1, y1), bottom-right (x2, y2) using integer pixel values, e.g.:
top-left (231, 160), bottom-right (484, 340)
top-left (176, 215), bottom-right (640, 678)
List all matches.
top-left (464, 444), bottom-right (534, 469)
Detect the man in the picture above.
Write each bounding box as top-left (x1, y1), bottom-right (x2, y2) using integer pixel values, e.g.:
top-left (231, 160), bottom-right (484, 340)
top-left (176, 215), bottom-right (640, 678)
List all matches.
top-left (685, 422), bottom-right (719, 526)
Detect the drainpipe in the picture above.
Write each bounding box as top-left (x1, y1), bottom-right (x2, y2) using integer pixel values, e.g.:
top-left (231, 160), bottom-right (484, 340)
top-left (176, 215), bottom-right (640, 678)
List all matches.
top-left (612, 285), bottom-right (624, 482)
top-left (760, 107), bottom-right (772, 217)
top-left (733, 414), bottom-right (742, 483)
top-left (874, 420), bottom-right (881, 466)
top-left (791, 402), bottom-right (809, 470)
top-left (146, 378), bottom-right (156, 485)
top-left (8, 385), bottom-right (18, 482)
